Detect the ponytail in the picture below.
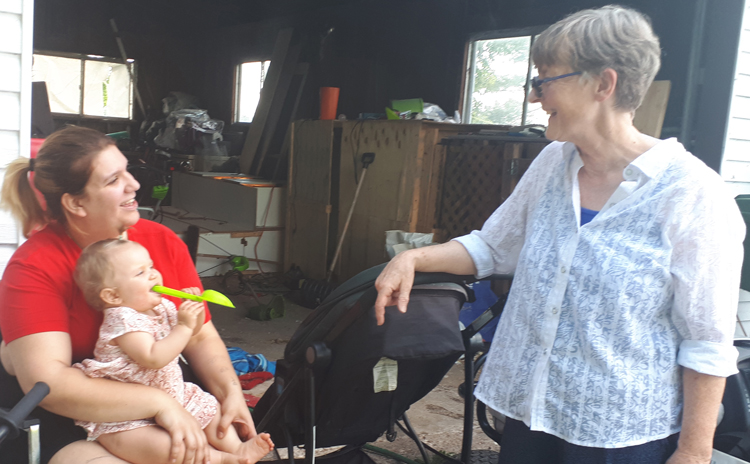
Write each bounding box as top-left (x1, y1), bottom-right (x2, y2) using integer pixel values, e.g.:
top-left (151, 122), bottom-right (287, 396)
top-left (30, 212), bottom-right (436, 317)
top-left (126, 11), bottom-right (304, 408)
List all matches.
top-left (1, 126), bottom-right (114, 238)
top-left (1, 157), bottom-right (46, 238)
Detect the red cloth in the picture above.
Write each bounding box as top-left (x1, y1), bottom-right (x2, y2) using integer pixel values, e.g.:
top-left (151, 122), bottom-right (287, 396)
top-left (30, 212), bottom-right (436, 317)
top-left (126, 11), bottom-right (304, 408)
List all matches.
top-left (239, 372), bottom-right (274, 408)
top-left (239, 371), bottom-right (274, 390)
top-left (0, 219), bottom-right (210, 362)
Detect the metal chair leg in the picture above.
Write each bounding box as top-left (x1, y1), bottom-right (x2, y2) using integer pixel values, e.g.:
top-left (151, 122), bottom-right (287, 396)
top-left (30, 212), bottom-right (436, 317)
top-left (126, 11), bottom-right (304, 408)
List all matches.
top-left (25, 419), bottom-right (41, 464)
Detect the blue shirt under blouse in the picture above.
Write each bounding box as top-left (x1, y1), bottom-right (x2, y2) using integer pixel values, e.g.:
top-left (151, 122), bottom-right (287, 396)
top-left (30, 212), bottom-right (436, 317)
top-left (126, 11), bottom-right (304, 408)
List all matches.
top-left (580, 207), bottom-right (598, 226)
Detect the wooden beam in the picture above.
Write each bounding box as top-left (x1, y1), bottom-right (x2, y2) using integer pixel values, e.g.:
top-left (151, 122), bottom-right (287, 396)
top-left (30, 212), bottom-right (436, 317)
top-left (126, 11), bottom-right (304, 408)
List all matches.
top-left (239, 28), bottom-right (294, 174)
top-left (270, 62), bottom-right (310, 181)
top-left (252, 43), bottom-right (303, 175)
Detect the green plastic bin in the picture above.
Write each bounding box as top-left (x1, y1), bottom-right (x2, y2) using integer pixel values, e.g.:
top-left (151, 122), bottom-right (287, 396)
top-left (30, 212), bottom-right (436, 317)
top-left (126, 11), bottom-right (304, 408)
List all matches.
top-left (737, 195), bottom-right (750, 291)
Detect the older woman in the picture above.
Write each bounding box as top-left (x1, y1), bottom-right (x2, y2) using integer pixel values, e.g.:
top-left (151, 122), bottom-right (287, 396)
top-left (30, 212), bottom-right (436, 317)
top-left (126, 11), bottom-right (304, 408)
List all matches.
top-left (375, 6), bottom-right (744, 464)
top-left (0, 126), bottom-right (253, 464)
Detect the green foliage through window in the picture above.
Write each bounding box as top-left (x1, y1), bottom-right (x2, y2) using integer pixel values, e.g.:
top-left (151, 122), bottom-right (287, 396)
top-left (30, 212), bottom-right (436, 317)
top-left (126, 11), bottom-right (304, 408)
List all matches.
top-left (467, 36), bottom-right (547, 126)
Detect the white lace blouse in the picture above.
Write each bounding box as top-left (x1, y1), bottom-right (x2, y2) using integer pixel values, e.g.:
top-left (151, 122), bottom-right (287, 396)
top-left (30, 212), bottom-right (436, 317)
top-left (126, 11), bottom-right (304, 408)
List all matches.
top-left (455, 138), bottom-right (745, 448)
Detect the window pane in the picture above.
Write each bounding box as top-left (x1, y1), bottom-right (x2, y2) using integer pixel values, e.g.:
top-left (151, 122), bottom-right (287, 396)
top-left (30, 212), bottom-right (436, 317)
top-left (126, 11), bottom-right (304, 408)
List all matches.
top-left (83, 60), bottom-right (132, 118)
top-left (236, 60), bottom-right (270, 123)
top-left (469, 37), bottom-right (531, 126)
top-left (525, 94), bottom-right (548, 126)
top-left (32, 54), bottom-right (81, 114)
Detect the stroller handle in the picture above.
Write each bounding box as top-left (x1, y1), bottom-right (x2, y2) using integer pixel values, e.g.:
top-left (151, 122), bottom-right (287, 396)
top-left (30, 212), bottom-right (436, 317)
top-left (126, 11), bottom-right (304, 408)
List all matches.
top-left (358, 271), bottom-right (513, 314)
top-left (0, 382), bottom-right (50, 445)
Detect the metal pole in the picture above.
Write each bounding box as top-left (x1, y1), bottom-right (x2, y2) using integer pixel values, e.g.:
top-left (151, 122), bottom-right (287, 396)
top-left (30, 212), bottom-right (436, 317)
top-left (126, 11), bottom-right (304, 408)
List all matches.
top-left (464, 41), bottom-right (478, 124)
top-left (110, 19), bottom-right (147, 119)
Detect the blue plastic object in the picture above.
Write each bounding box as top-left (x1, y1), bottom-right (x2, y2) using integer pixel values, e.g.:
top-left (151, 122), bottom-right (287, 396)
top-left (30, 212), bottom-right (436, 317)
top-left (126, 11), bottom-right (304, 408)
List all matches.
top-left (459, 280), bottom-right (500, 342)
top-left (227, 347), bottom-right (276, 375)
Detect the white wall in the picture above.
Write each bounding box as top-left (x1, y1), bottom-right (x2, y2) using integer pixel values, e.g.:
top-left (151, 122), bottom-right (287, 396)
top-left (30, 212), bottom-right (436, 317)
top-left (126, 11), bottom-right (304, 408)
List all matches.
top-left (722, 0), bottom-right (750, 197)
top-left (0, 0), bottom-right (33, 274)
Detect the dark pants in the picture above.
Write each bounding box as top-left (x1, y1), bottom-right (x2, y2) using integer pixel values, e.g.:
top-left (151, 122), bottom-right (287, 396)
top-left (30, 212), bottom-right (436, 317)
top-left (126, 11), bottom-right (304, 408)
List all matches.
top-left (498, 418), bottom-right (680, 464)
top-left (0, 347), bottom-right (202, 464)
top-left (0, 354), bottom-right (86, 464)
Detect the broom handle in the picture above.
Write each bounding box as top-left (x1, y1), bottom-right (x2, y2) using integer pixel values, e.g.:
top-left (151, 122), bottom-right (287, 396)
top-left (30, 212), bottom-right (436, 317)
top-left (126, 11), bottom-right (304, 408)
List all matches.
top-left (327, 167), bottom-right (369, 281)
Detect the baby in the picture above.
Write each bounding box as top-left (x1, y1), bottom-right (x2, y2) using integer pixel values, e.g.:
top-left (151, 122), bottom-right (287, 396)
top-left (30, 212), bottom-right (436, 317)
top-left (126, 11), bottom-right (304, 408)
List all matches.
top-left (73, 239), bottom-right (274, 464)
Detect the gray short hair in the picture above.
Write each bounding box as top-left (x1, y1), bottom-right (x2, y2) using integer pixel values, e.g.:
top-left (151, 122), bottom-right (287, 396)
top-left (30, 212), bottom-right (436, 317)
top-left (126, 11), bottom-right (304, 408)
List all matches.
top-left (531, 5), bottom-right (661, 112)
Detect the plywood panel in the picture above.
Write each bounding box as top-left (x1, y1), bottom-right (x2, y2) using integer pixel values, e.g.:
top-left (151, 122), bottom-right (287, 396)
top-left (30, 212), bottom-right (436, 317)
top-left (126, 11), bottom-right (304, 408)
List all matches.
top-left (338, 120), bottom-right (422, 228)
top-left (416, 126), bottom-right (442, 232)
top-left (633, 80), bottom-right (670, 138)
top-left (335, 211), bottom-right (369, 281)
top-left (284, 120), bottom-right (335, 280)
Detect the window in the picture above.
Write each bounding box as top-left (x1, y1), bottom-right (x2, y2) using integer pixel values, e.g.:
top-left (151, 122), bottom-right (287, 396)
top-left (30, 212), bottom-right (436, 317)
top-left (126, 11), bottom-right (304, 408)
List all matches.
top-left (234, 60), bottom-right (271, 123)
top-left (31, 52), bottom-right (134, 119)
top-left (463, 33), bottom-right (547, 126)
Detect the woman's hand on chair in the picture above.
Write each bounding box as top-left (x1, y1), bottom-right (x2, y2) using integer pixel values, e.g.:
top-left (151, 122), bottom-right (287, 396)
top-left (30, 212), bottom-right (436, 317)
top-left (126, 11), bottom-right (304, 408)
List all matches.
top-left (374, 250), bottom-right (417, 325)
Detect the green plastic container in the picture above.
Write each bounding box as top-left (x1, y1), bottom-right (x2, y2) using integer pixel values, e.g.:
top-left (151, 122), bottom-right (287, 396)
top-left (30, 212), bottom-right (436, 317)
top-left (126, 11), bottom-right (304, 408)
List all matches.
top-left (151, 185), bottom-right (169, 200)
top-left (737, 195), bottom-right (750, 291)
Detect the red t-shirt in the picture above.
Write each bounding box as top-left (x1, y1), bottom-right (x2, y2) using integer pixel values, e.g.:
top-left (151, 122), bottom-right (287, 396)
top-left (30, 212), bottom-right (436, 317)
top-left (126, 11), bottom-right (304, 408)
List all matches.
top-left (0, 219), bottom-right (211, 363)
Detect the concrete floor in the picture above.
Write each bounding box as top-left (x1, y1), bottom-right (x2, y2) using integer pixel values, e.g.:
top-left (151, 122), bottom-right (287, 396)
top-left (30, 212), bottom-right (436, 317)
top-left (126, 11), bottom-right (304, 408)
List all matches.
top-left (203, 276), bottom-right (500, 462)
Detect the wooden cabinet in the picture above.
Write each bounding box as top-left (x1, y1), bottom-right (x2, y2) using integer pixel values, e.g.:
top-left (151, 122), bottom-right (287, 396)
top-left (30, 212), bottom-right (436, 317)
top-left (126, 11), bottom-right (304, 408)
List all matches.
top-left (285, 120), bottom-right (548, 282)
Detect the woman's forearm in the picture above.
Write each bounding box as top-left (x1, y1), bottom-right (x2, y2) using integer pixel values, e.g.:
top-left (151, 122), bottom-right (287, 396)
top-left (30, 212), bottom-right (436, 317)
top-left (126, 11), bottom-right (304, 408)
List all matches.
top-left (8, 331), bottom-right (174, 423)
top-left (411, 240), bottom-right (477, 275)
top-left (676, 368), bottom-right (725, 461)
top-left (183, 321), bottom-right (243, 403)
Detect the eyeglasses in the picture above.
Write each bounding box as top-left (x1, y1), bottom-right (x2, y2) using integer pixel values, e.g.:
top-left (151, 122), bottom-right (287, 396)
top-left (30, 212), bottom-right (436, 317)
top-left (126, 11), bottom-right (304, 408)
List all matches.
top-left (530, 72), bottom-right (583, 97)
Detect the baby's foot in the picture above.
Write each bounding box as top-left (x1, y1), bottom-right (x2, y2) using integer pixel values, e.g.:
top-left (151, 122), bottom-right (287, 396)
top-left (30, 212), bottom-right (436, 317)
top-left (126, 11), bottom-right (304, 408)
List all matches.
top-left (236, 432), bottom-right (274, 463)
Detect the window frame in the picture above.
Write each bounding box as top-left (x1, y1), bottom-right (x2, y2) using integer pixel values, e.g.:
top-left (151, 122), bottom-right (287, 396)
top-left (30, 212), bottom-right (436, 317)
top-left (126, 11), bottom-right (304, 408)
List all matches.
top-left (32, 50), bottom-right (136, 121)
top-left (462, 26), bottom-right (548, 126)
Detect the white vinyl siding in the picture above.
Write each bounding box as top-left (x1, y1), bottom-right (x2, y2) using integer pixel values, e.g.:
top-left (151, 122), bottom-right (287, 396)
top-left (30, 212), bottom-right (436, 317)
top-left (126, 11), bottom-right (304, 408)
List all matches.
top-left (0, 0), bottom-right (33, 275)
top-left (722, 1), bottom-right (750, 196)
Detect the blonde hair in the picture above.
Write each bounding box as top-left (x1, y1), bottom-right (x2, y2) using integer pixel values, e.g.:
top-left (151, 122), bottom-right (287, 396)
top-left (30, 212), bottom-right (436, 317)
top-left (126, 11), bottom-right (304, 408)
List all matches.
top-left (0, 158), bottom-right (44, 238)
top-left (75, 239), bottom-right (143, 310)
top-left (531, 5), bottom-right (661, 112)
top-left (1, 126), bottom-right (115, 238)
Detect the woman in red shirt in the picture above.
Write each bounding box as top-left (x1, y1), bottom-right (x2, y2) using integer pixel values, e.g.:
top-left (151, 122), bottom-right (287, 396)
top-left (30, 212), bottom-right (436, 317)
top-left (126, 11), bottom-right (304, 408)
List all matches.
top-left (0, 126), bottom-right (253, 464)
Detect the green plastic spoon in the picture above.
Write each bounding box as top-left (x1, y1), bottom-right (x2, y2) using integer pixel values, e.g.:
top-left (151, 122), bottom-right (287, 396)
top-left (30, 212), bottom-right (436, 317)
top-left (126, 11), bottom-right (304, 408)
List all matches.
top-left (152, 285), bottom-right (235, 308)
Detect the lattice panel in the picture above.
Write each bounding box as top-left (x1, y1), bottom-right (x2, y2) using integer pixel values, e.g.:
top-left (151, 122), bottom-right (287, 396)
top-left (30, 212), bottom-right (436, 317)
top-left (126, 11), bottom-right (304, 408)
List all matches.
top-left (435, 138), bottom-right (548, 240)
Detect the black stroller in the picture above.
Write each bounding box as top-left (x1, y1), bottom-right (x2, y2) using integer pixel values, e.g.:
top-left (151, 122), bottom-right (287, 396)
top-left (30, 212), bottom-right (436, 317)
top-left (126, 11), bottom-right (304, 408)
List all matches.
top-left (252, 263), bottom-right (510, 464)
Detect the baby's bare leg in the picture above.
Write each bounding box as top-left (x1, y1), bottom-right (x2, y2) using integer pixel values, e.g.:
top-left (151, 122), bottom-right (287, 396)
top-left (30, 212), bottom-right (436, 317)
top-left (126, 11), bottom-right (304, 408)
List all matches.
top-left (204, 414), bottom-right (275, 463)
top-left (97, 425), bottom-right (249, 464)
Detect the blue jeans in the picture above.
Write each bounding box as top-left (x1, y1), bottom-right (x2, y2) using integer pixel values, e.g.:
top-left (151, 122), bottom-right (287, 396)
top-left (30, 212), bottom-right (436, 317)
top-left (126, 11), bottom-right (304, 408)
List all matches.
top-left (498, 418), bottom-right (680, 464)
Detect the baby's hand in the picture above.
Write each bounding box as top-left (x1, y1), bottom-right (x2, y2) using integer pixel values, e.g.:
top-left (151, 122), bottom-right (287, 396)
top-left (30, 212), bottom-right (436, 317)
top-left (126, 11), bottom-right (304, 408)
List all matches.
top-left (177, 300), bottom-right (204, 335)
top-left (180, 287), bottom-right (201, 296)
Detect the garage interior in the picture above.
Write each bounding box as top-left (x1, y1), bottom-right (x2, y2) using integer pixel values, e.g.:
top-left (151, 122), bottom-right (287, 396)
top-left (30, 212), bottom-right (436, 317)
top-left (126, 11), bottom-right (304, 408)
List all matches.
top-left (25, 0), bottom-right (748, 461)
